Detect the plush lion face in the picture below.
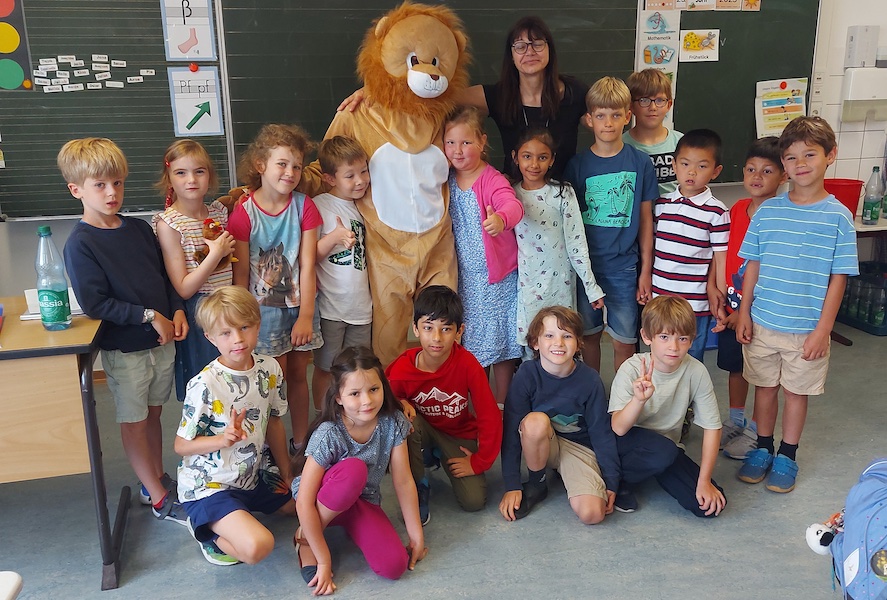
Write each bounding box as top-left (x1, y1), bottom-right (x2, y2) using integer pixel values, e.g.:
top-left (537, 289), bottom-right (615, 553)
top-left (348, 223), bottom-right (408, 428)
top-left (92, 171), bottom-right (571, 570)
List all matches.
top-left (357, 2), bottom-right (470, 120)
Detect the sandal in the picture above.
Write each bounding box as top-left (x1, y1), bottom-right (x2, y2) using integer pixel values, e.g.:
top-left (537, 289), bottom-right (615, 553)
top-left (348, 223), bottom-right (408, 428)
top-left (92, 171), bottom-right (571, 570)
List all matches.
top-left (294, 527), bottom-right (318, 584)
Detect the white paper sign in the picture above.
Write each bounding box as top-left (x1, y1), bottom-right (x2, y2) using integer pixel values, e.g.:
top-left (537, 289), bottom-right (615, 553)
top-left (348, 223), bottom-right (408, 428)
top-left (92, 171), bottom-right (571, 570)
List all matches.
top-left (140, 69), bottom-right (156, 76)
top-left (161, 0), bottom-right (218, 61)
top-left (43, 85), bottom-right (62, 93)
top-left (679, 30), bottom-right (720, 62)
top-left (87, 82), bottom-right (103, 90)
top-left (127, 76), bottom-right (144, 84)
top-left (111, 60), bottom-right (127, 68)
top-left (74, 69), bottom-right (90, 77)
top-left (167, 66), bottom-right (223, 136)
top-left (105, 81), bottom-right (124, 88)
top-left (95, 72), bottom-right (112, 81)
top-left (92, 63), bottom-right (110, 72)
top-left (92, 54), bottom-right (108, 62)
top-left (63, 83), bottom-right (84, 92)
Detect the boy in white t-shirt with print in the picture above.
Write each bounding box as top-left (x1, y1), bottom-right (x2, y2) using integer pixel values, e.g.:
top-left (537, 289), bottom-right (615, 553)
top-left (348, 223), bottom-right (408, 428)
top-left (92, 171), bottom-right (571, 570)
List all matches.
top-left (310, 136), bottom-right (373, 408)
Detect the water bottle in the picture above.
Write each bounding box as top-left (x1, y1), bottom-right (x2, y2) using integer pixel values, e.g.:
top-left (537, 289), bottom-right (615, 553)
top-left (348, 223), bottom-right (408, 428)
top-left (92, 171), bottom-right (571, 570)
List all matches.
top-left (870, 287), bottom-right (886, 327)
top-left (862, 166), bottom-right (883, 225)
top-left (35, 225), bottom-right (72, 330)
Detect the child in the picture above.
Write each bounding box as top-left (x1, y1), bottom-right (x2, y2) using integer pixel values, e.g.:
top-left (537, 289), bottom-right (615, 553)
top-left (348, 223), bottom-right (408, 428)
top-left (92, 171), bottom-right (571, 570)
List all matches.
top-left (563, 76), bottom-right (658, 374)
top-left (311, 136), bottom-right (372, 410)
top-left (60, 137), bottom-right (188, 524)
top-left (711, 137), bottom-right (786, 460)
top-left (499, 306), bottom-right (620, 524)
top-left (174, 286), bottom-right (293, 566)
top-left (511, 128), bottom-right (606, 349)
top-left (736, 116), bottom-right (858, 493)
top-left (228, 124), bottom-right (323, 452)
top-left (623, 68), bottom-right (684, 197)
top-left (609, 296), bottom-right (726, 517)
top-left (444, 106), bottom-right (525, 405)
top-left (386, 285), bottom-right (502, 524)
top-left (153, 140), bottom-right (234, 404)
top-left (292, 347), bottom-right (427, 594)
top-left (652, 129), bottom-right (730, 363)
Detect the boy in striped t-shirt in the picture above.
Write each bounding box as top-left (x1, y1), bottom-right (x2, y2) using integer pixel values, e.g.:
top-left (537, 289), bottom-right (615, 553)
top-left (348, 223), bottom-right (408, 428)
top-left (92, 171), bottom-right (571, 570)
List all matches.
top-left (652, 129), bottom-right (730, 362)
top-left (735, 117), bottom-right (858, 493)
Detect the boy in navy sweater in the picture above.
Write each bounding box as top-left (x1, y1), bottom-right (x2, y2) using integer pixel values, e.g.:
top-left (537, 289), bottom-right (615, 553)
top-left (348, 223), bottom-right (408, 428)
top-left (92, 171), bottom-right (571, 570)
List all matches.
top-left (60, 138), bottom-right (188, 525)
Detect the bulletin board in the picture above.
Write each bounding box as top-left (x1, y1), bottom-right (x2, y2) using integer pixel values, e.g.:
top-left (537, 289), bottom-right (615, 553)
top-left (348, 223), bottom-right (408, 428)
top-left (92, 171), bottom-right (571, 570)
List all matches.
top-left (0, 0), bottom-right (230, 219)
top-left (673, 0), bottom-right (820, 182)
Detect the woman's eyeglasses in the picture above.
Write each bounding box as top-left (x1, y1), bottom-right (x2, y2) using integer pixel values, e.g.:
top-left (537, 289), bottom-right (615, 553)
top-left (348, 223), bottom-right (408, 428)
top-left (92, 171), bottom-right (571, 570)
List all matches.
top-left (634, 97), bottom-right (669, 108)
top-left (512, 40), bottom-right (547, 55)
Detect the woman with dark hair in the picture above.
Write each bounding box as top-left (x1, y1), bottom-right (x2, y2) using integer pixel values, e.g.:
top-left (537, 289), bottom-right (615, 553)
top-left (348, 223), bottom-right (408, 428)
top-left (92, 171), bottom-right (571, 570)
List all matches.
top-left (339, 15), bottom-right (587, 181)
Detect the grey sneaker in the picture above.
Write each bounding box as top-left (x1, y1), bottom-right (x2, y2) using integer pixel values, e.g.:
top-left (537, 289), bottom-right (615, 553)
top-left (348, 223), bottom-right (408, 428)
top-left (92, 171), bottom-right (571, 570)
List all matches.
top-left (719, 420), bottom-right (743, 449)
top-left (138, 472), bottom-right (176, 506)
top-left (417, 481), bottom-right (431, 526)
top-left (723, 427), bottom-right (758, 460)
top-left (152, 492), bottom-right (189, 527)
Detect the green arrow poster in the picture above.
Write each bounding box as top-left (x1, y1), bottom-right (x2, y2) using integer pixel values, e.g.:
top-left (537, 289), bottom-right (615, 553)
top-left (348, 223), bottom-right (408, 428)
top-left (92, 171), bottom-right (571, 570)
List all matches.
top-left (167, 66), bottom-right (223, 137)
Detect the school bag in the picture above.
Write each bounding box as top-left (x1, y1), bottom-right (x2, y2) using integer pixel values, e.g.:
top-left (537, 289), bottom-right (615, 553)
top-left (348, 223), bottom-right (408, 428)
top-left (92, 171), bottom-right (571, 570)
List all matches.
top-left (830, 458), bottom-right (887, 599)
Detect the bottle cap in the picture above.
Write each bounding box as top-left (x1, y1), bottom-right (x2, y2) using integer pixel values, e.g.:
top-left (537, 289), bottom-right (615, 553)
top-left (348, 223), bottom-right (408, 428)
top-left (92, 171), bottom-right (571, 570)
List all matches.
top-left (37, 225), bottom-right (51, 236)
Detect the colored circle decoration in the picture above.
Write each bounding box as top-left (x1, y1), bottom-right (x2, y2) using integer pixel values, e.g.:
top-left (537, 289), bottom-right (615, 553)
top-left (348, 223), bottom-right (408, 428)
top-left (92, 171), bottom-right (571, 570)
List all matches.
top-left (0, 57), bottom-right (24, 89)
top-left (0, 0), bottom-right (14, 20)
top-left (0, 21), bottom-right (19, 53)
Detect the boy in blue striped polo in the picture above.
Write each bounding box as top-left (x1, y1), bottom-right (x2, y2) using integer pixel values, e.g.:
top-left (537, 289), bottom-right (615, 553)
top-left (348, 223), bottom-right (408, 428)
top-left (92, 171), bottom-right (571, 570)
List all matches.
top-left (735, 116), bottom-right (858, 493)
top-left (651, 129), bottom-right (730, 362)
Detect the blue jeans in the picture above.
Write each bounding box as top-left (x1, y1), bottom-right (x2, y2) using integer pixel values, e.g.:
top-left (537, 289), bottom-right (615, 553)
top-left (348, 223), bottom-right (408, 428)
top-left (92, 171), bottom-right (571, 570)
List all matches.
top-left (689, 315), bottom-right (711, 362)
top-left (577, 265), bottom-right (639, 345)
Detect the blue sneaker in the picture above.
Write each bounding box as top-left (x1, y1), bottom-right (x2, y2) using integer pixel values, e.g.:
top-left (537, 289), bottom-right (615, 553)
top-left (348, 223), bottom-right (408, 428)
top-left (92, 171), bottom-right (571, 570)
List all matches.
top-left (766, 454), bottom-right (799, 493)
top-left (737, 448), bottom-right (774, 484)
top-left (417, 481), bottom-right (431, 526)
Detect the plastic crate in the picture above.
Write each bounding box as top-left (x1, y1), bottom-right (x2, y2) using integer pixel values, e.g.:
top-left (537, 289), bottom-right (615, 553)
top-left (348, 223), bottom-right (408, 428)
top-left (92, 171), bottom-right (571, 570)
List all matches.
top-left (836, 261), bottom-right (887, 336)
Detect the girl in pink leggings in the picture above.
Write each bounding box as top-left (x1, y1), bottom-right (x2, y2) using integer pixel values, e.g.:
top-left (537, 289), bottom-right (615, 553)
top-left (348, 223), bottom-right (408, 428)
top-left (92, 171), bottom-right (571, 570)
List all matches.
top-left (291, 347), bottom-right (427, 595)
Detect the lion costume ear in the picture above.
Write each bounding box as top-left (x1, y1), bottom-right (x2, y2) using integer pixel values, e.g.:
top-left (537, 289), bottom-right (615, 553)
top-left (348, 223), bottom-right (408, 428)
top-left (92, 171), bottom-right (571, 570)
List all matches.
top-left (374, 15), bottom-right (390, 38)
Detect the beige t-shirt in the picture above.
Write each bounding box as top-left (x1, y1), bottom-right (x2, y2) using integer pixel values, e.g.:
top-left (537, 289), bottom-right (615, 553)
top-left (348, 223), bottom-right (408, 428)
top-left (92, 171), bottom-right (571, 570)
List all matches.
top-left (609, 353), bottom-right (722, 443)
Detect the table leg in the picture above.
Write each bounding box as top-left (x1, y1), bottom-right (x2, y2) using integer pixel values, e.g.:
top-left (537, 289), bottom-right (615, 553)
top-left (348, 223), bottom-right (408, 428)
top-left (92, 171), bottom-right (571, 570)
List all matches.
top-left (79, 350), bottom-right (131, 591)
top-left (830, 330), bottom-right (853, 347)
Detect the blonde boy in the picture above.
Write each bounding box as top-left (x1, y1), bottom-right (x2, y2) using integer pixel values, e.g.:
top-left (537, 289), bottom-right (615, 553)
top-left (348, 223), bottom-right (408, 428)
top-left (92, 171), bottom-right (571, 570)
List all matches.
top-left (624, 68), bottom-right (684, 196)
top-left (310, 136), bottom-right (372, 407)
top-left (563, 76), bottom-right (658, 373)
top-left (610, 296), bottom-right (726, 517)
top-left (736, 117), bottom-right (858, 493)
top-left (175, 286), bottom-right (293, 566)
top-left (60, 138), bottom-right (188, 524)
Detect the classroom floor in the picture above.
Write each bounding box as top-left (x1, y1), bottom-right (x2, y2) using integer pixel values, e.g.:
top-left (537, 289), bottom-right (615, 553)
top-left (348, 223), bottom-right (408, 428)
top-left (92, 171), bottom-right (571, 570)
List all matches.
top-left (2, 322), bottom-right (883, 600)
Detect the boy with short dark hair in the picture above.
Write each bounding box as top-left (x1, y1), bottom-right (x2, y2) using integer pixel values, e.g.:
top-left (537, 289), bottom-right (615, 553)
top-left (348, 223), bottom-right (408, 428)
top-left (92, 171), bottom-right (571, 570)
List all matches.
top-left (60, 137), bottom-right (188, 525)
top-left (385, 285), bottom-right (502, 524)
top-left (563, 76), bottom-right (659, 373)
top-left (736, 116), bottom-right (858, 493)
top-left (610, 296), bottom-right (726, 517)
top-left (652, 128), bottom-right (730, 362)
top-left (311, 135), bottom-right (372, 408)
top-left (175, 286), bottom-right (292, 566)
top-left (711, 137), bottom-right (787, 460)
top-left (624, 68), bottom-right (684, 196)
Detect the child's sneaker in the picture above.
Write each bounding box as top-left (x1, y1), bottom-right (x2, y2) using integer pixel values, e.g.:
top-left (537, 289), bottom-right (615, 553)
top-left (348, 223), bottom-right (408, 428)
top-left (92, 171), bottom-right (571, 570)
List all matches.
top-left (152, 493), bottom-right (189, 527)
top-left (680, 407), bottom-right (694, 442)
top-left (138, 473), bottom-right (176, 506)
top-left (199, 539), bottom-right (240, 566)
top-left (417, 481), bottom-right (431, 526)
top-left (766, 454), bottom-right (799, 493)
top-left (719, 420), bottom-right (744, 449)
top-left (513, 480), bottom-right (548, 520)
top-left (737, 448), bottom-right (774, 484)
top-left (614, 485), bottom-right (638, 513)
top-left (723, 427), bottom-right (758, 460)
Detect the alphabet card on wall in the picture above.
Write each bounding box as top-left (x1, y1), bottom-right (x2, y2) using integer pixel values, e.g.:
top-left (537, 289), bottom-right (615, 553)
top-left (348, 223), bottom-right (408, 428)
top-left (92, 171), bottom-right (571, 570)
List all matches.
top-left (167, 65), bottom-right (223, 136)
top-left (160, 0), bottom-right (218, 61)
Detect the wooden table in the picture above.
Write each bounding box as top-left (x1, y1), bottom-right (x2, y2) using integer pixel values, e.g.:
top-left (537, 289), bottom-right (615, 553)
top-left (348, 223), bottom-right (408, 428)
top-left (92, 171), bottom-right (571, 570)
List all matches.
top-left (0, 297), bottom-right (130, 590)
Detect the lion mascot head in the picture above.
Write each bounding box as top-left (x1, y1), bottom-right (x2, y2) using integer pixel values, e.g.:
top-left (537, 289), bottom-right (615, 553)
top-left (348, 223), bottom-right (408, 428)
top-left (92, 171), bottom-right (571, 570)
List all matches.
top-left (356, 2), bottom-right (471, 123)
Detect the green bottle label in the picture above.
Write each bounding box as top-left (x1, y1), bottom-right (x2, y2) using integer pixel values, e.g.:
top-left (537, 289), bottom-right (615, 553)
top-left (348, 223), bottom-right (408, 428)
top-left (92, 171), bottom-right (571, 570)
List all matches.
top-left (38, 288), bottom-right (71, 322)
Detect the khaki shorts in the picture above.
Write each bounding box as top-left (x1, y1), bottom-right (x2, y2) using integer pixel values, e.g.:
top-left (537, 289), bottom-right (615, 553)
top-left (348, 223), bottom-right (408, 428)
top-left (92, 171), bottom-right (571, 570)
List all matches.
top-left (742, 323), bottom-right (830, 396)
top-left (544, 430), bottom-right (606, 501)
top-left (102, 344), bottom-right (175, 423)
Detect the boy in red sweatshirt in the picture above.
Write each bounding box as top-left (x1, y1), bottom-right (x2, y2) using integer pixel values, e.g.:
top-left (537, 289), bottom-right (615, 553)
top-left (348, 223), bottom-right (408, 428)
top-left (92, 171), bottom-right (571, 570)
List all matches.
top-left (386, 286), bottom-right (503, 525)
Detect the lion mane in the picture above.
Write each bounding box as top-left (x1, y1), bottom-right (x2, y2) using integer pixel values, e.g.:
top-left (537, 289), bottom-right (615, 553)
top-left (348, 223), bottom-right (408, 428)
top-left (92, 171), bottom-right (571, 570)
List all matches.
top-left (356, 2), bottom-right (471, 122)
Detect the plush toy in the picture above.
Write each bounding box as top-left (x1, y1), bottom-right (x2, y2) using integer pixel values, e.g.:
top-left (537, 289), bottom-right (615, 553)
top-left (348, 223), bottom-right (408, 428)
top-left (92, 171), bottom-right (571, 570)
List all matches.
top-left (805, 509), bottom-right (844, 556)
top-left (193, 217), bottom-right (237, 268)
top-left (300, 2), bottom-right (470, 365)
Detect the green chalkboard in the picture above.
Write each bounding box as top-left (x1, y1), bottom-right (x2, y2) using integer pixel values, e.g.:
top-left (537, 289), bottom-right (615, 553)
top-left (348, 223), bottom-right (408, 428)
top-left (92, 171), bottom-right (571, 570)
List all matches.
top-left (221, 0), bottom-right (640, 172)
top-left (674, 1), bottom-right (820, 182)
top-left (0, 0), bottom-right (229, 219)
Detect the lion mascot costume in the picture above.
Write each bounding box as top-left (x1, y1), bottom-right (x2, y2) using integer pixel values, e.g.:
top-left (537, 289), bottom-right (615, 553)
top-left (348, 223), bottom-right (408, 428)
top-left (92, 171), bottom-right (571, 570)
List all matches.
top-left (300, 2), bottom-right (470, 365)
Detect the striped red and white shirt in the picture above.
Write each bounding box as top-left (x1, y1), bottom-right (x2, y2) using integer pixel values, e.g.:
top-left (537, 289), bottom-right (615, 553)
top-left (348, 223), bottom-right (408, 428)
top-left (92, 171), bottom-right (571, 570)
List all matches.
top-left (652, 188), bottom-right (729, 315)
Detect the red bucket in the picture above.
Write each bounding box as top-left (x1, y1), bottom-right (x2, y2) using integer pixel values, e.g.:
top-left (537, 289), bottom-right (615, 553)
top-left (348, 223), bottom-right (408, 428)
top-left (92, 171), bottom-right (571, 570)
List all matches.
top-left (824, 178), bottom-right (864, 216)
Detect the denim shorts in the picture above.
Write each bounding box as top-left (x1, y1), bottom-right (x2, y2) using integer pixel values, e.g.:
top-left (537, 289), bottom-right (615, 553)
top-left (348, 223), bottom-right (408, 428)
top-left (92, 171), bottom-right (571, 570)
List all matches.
top-left (577, 265), bottom-right (639, 344)
top-left (256, 304), bottom-right (323, 357)
top-left (183, 478), bottom-right (291, 542)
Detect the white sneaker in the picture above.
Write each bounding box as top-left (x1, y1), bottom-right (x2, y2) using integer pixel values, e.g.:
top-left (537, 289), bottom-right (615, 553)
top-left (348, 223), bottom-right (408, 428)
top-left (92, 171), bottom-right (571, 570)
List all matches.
top-left (719, 420), bottom-right (744, 449)
top-left (723, 427), bottom-right (758, 460)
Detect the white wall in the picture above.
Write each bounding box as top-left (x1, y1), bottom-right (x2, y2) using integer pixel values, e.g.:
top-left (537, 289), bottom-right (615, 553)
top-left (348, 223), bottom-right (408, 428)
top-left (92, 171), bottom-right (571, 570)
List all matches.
top-left (814, 0), bottom-right (887, 191)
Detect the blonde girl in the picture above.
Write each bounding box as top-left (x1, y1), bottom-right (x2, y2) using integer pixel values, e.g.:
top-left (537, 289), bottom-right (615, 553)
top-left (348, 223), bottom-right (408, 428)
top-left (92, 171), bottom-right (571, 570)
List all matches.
top-left (153, 139), bottom-right (234, 403)
top-left (444, 106), bottom-right (524, 405)
top-left (228, 124), bottom-right (323, 451)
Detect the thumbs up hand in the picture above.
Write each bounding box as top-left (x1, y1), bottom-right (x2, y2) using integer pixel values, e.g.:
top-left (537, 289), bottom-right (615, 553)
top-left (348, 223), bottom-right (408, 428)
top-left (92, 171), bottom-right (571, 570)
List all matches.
top-left (482, 205), bottom-right (505, 237)
top-left (333, 216), bottom-right (357, 249)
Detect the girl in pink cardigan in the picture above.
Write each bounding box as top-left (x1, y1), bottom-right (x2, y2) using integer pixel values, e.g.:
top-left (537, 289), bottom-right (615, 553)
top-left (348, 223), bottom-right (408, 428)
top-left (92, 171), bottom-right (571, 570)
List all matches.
top-left (444, 106), bottom-right (525, 406)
